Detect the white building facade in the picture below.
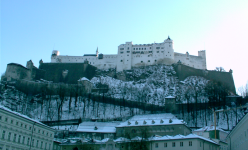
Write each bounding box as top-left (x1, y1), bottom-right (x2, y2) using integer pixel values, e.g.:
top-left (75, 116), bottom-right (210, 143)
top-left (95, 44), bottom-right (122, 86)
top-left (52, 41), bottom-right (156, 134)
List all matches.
top-left (0, 105), bottom-right (55, 150)
top-left (51, 37), bottom-right (206, 71)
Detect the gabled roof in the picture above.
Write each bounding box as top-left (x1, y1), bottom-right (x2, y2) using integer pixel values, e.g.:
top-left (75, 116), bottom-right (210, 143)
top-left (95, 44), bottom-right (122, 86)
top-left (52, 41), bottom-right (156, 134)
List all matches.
top-left (227, 112), bottom-right (248, 138)
top-left (0, 105), bottom-right (53, 130)
top-left (76, 122), bottom-right (120, 133)
top-left (149, 134), bottom-right (219, 145)
top-left (116, 113), bottom-right (185, 127)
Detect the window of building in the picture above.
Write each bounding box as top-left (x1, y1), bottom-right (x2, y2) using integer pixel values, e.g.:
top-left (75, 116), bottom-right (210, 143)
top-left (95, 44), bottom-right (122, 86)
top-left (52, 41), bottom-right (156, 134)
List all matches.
top-left (150, 47), bottom-right (151, 49)
top-left (120, 48), bottom-right (124, 50)
top-left (5, 117), bottom-right (8, 122)
top-left (50, 133), bottom-right (52, 137)
top-left (120, 60), bottom-right (123, 62)
top-left (169, 45), bottom-right (171, 47)
top-left (20, 123), bottom-right (23, 127)
top-left (8, 132), bottom-right (11, 141)
top-left (32, 139), bottom-right (34, 146)
top-left (18, 135), bottom-right (21, 143)
top-left (127, 47), bottom-right (129, 50)
top-left (139, 48), bottom-right (141, 50)
top-left (38, 130), bottom-right (40, 133)
top-left (22, 136), bottom-right (25, 144)
top-left (42, 131), bottom-right (44, 134)
top-left (157, 51), bottom-right (159, 53)
top-left (172, 142), bottom-right (176, 147)
top-left (149, 51), bottom-right (152, 53)
top-left (40, 141), bottom-right (43, 148)
top-left (144, 48), bottom-right (146, 50)
top-left (200, 142), bottom-right (201, 147)
top-left (136, 48), bottom-right (138, 50)
top-left (11, 120), bottom-right (13, 124)
top-left (141, 61), bottom-right (143, 63)
top-left (189, 141), bottom-right (192, 146)
top-left (2, 131), bottom-right (5, 139)
top-left (13, 134), bottom-right (16, 142)
top-left (180, 142), bottom-right (183, 147)
top-left (164, 143), bottom-right (167, 147)
top-left (34, 128), bottom-right (36, 132)
top-left (148, 60), bottom-right (150, 62)
top-left (27, 138), bottom-right (30, 145)
top-left (29, 127), bottom-right (32, 130)
top-left (161, 47), bottom-right (164, 49)
top-left (155, 143), bottom-right (158, 148)
top-left (133, 48), bottom-right (135, 50)
top-left (36, 140), bottom-right (39, 147)
top-left (156, 47), bottom-right (160, 49)
top-left (127, 51), bottom-right (130, 53)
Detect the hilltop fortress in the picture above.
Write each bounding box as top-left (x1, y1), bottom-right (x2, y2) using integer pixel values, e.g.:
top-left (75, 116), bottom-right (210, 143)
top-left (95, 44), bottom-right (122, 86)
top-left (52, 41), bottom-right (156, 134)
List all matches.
top-left (51, 36), bottom-right (207, 71)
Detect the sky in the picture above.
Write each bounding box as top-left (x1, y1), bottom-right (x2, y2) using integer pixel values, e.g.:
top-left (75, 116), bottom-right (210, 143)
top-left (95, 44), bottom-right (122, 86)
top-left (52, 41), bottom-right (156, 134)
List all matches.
top-left (1, 0), bottom-right (248, 91)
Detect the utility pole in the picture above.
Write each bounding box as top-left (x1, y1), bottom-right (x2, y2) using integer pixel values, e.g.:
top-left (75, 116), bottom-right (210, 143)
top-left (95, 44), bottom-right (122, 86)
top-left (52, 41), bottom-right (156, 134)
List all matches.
top-left (210, 105), bottom-right (248, 139)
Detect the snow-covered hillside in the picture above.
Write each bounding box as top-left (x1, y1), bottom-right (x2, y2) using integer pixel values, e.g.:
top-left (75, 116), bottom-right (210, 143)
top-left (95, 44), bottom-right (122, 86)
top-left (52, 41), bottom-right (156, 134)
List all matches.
top-left (0, 65), bottom-right (245, 130)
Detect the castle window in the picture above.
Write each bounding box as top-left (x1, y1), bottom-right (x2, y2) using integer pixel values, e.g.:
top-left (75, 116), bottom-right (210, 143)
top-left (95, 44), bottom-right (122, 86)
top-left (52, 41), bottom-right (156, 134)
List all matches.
top-left (156, 47), bottom-right (160, 49)
top-left (104, 64), bottom-right (106, 66)
top-left (139, 48), bottom-right (141, 50)
top-left (141, 61), bottom-right (143, 63)
top-left (133, 48), bottom-right (135, 50)
top-left (148, 60), bottom-right (150, 62)
top-left (120, 52), bottom-right (123, 54)
top-left (144, 48), bottom-right (146, 50)
top-left (150, 47), bottom-right (151, 49)
top-left (142, 48), bottom-right (143, 50)
top-left (149, 51), bottom-right (152, 53)
top-left (157, 51), bottom-right (159, 53)
top-left (136, 48), bottom-right (138, 50)
top-left (161, 51), bottom-right (164, 53)
top-left (127, 51), bottom-right (130, 53)
top-left (120, 60), bottom-right (123, 62)
top-left (120, 48), bottom-right (124, 50)
top-left (127, 47), bottom-right (129, 50)
top-left (161, 47), bottom-right (164, 49)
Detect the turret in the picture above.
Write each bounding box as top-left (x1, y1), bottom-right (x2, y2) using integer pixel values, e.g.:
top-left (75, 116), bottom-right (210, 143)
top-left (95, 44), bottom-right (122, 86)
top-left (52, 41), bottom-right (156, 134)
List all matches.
top-left (26, 60), bottom-right (34, 69)
top-left (96, 47), bottom-right (99, 57)
top-left (52, 50), bottom-right (60, 57)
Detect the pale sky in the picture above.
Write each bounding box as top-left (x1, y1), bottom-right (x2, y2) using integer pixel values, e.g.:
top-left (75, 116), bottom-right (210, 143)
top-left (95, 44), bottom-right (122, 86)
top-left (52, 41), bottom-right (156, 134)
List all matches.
top-left (1, 0), bottom-right (248, 91)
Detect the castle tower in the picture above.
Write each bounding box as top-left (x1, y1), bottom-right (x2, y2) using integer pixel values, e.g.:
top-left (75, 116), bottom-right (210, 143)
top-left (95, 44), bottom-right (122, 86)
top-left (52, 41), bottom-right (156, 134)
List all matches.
top-left (96, 47), bottom-right (99, 57)
top-left (26, 60), bottom-right (34, 69)
top-left (198, 50), bottom-right (207, 69)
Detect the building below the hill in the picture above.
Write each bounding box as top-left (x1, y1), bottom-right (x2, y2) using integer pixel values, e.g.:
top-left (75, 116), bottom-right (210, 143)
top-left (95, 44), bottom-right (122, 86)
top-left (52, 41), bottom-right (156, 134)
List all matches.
top-left (226, 112), bottom-right (248, 150)
top-left (116, 113), bottom-right (191, 138)
top-left (59, 134), bottom-right (219, 150)
top-left (0, 105), bottom-right (55, 150)
top-left (51, 37), bottom-right (207, 71)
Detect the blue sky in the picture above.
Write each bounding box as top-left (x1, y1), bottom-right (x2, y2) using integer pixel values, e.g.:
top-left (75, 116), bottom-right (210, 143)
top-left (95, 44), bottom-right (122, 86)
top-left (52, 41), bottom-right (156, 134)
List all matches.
top-left (1, 0), bottom-right (248, 91)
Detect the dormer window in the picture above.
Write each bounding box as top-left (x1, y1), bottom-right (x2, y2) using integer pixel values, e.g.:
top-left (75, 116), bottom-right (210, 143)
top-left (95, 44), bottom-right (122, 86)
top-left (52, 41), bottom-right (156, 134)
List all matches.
top-left (152, 120), bottom-right (155, 124)
top-left (143, 120), bottom-right (147, 124)
top-left (128, 121), bottom-right (131, 125)
top-left (160, 119), bottom-right (164, 123)
top-left (135, 121), bottom-right (138, 125)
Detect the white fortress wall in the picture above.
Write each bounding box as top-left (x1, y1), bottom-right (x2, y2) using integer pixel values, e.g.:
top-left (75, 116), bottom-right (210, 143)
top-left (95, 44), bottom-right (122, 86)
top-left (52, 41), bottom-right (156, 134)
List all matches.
top-left (50, 37), bottom-right (207, 71)
top-left (174, 51), bottom-right (206, 69)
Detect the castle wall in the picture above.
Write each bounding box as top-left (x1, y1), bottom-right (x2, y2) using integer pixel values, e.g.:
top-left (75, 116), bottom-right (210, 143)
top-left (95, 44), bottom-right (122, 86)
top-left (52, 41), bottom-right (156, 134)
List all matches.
top-left (5, 63), bottom-right (32, 81)
top-left (15, 79), bottom-right (90, 95)
top-left (173, 63), bottom-right (236, 93)
top-left (39, 63), bottom-right (96, 84)
top-left (174, 50), bottom-right (206, 70)
top-left (50, 37), bottom-right (206, 72)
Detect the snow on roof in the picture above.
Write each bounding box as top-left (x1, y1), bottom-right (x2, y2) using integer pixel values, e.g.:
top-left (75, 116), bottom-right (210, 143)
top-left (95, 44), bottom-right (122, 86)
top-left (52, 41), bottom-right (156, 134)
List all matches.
top-left (165, 95), bottom-right (175, 99)
top-left (149, 134), bottom-right (219, 145)
top-left (194, 126), bottom-right (229, 133)
top-left (116, 113), bottom-right (184, 127)
top-left (76, 122), bottom-right (120, 133)
top-left (78, 77), bottom-right (90, 82)
top-left (0, 105), bottom-right (51, 129)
